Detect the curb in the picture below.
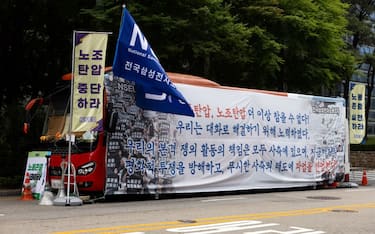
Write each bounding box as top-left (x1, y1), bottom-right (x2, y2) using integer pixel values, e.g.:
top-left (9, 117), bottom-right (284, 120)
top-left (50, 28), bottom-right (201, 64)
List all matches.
top-left (0, 182), bottom-right (373, 197)
top-left (0, 189), bottom-right (21, 197)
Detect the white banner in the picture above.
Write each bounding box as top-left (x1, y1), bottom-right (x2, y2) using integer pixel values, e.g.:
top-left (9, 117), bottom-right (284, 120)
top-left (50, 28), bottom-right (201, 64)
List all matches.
top-left (105, 77), bottom-right (347, 195)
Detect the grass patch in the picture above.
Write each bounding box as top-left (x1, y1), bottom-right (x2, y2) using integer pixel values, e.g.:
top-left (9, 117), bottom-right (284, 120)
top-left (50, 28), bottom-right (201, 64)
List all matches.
top-left (365, 136), bottom-right (375, 145)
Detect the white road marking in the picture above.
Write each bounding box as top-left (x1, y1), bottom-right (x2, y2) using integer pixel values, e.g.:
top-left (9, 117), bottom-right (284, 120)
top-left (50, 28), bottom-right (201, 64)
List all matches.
top-left (167, 220), bottom-right (325, 234)
top-left (244, 226), bottom-right (325, 234)
top-left (121, 232), bottom-right (144, 234)
top-left (167, 220), bottom-right (279, 233)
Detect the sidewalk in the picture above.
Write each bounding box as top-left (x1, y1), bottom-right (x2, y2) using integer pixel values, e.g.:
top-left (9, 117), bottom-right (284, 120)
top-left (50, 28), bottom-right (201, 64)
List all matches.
top-left (1, 169), bottom-right (374, 197)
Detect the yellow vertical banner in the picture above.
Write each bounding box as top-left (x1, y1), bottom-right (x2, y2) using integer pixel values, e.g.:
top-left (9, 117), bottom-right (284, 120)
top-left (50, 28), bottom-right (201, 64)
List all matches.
top-left (349, 81), bottom-right (366, 144)
top-left (72, 32), bottom-right (108, 132)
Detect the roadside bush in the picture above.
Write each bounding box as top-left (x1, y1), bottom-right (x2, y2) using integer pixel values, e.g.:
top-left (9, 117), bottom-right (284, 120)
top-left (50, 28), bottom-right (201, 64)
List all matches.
top-left (0, 176), bottom-right (23, 189)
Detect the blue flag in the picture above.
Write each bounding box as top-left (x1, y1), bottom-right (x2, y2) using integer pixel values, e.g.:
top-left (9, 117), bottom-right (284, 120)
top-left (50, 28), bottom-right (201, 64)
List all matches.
top-left (112, 8), bottom-right (194, 117)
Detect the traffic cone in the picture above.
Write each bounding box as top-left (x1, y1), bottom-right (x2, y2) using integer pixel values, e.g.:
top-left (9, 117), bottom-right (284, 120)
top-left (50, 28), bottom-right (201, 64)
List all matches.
top-left (21, 172), bottom-right (34, 201)
top-left (361, 168), bottom-right (368, 186)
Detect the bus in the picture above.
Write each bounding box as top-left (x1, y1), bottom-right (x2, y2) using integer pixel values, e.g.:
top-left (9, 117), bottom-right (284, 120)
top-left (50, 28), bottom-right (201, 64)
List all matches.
top-left (24, 68), bottom-right (349, 198)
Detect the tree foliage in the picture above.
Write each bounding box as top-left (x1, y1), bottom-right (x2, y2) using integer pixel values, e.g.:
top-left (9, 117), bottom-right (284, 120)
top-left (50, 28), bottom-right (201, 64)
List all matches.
top-left (344, 0), bottom-right (375, 141)
top-left (229, 0), bottom-right (353, 93)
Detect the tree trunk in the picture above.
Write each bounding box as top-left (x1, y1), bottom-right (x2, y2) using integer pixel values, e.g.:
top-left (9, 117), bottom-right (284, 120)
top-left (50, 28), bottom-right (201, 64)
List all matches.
top-left (365, 64), bottom-right (374, 142)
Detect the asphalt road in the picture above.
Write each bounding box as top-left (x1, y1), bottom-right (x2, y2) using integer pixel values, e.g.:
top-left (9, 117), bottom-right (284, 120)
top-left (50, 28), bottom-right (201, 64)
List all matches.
top-left (0, 181), bottom-right (374, 234)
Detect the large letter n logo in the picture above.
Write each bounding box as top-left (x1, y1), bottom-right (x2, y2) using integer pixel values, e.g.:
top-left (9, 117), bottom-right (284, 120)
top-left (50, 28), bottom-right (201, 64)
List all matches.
top-left (130, 24), bottom-right (149, 50)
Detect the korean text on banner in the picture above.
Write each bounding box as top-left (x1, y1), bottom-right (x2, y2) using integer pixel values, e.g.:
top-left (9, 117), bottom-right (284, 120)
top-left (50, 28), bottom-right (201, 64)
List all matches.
top-left (349, 81), bottom-right (366, 144)
top-left (112, 8), bottom-right (194, 117)
top-left (72, 32), bottom-right (108, 132)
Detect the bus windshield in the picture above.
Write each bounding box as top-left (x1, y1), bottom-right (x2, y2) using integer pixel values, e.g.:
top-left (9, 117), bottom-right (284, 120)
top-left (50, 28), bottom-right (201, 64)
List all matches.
top-left (39, 87), bottom-right (99, 155)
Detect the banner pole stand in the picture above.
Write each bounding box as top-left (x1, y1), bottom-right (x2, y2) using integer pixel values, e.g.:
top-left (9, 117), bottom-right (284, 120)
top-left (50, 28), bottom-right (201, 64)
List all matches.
top-left (53, 30), bottom-right (83, 206)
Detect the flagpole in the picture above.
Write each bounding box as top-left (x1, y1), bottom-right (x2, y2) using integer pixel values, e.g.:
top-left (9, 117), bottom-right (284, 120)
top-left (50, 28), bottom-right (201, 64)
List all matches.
top-left (66, 30), bottom-right (76, 206)
top-left (66, 31), bottom-right (85, 206)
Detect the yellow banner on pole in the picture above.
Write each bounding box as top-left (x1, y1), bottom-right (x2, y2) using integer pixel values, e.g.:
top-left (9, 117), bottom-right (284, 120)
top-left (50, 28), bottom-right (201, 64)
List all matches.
top-left (349, 81), bottom-right (366, 144)
top-left (72, 32), bottom-right (108, 132)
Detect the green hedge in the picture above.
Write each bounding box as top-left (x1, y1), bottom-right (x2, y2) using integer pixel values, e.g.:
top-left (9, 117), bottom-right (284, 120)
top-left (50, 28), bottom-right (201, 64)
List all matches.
top-left (0, 176), bottom-right (23, 189)
top-left (350, 136), bottom-right (375, 151)
top-left (350, 144), bottom-right (375, 151)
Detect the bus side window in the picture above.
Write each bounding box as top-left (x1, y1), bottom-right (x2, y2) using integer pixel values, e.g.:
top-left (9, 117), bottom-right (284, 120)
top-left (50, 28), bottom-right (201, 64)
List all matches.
top-left (47, 116), bottom-right (67, 137)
